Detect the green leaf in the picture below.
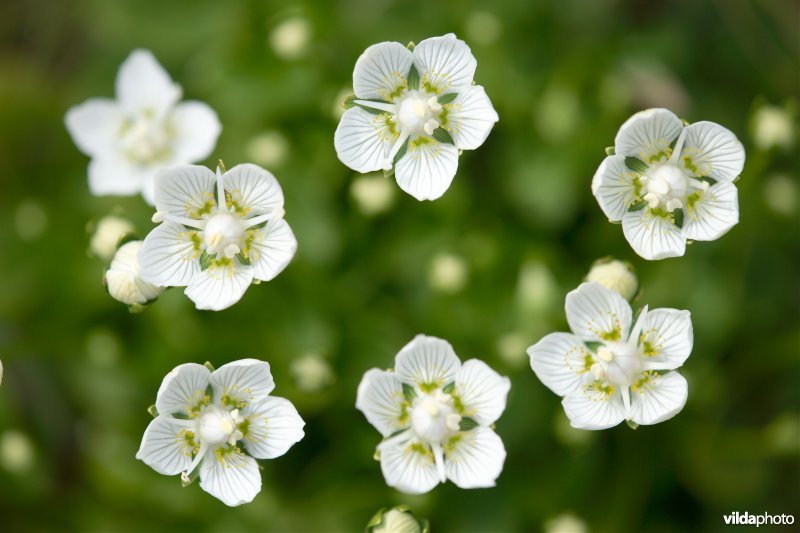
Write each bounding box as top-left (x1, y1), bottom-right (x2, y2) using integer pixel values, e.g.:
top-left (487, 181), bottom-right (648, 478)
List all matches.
top-left (171, 411), bottom-right (191, 420)
top-left (236, 252), bottom-right (251, 265)
top-left (459, 417), bottom-right (479, 431)
top-left (698, 175), bottom-right (718, 186)
top-left (437, 92), bottom-right (458, 104)
top-left (199, 251), bottom-right (212, 271)
top-left (407, 64), bottom-right (420, 90)
top-left (628, 199), bottom-right (647, 212)
top-left (147, 405), bottom-right (159, 418)
top-left (432, 127), bottom-right (454, 144)
top-left (402, 383), bottom-right (417, 402)
top-left (584, 341), bottom-right (603, 352)
top-left (673, 207), bottom-right (684, 228)
top-left (393, 137), bottom-right (409, 166)
top-left (442, 382), bottom-right (455, 394)
top-left (406, 41), bottom-right (416, 51)
top-left (624, 157), bottom-right (649, 174)
top-left (205, 383), bottom-right (215, 402)
top-left (605, 146), bottom-right (615, 156)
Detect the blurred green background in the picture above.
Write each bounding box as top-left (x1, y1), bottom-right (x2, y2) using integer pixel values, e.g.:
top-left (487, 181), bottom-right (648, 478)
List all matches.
top-left (0, 0), bottom-right (797, 531)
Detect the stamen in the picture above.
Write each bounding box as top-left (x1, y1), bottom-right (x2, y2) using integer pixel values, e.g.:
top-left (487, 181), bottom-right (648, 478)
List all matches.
top-left (181, 441), bottom-right (208, 482)
top-left (432, 443), bottom-right (446, 483)
top-left (597, 347), bottom-right (613, 362)
top-left (665, 198), bottom-right (683, 212)
top-left (669, 129), bottom-right (688, 164)
top-left (353, 100), bottom-right (397, 114)
top-left (242, 207), bottom-right (285, 229)
top-left (162, 213), bottom-right (206, 230)
top-left (215, 166), bottom-right (226, 210)
top-left (384, 131), bottom-right (411, 171)
top-left (423, 119), bottom-right (439, 135)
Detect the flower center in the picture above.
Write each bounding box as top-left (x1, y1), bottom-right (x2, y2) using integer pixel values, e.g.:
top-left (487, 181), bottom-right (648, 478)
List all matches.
top-left (197, 405), bottom-right (243, 447)
top-left (120, 114), bottom-right (172, 165)
top-left (203, 213), bottom-right (246, 258)
top-left (591, 341), bottom-right (643, 387)
top-left (410, 389), bottom-right (462, 444)
top-left (396, 90), bottom-right (442, 136)
top-left (642, 162), bottom-right (689, 213)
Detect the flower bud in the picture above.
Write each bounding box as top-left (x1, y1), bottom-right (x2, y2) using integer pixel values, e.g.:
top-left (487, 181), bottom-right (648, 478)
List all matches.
top-left (367, 506), bottom-right (429, 533)
top-left (586, 259), bottom-right (638, 300)
top-left (105, 241), bottom-right (163, 306)
top-left (90, 215), bottom-right (135, 261)
top-left (350, 174), bottom-right (396, 216)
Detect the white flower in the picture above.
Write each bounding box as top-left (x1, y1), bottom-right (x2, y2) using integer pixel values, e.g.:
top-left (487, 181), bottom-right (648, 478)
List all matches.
top-left (585, 258), bottom-right (637, 300)
top-left (356, 334), bottom-right (510, 494)
top-left (137, 163), bottom-right (296, 311)
top-left (750, 104), bottom-right (794, 151)
top-left (89, 215), bottom-right (136, 261)
top-left (334, 33), bottom-right (498, 201)
top-left (367, 505), bottom-right (429, 533)
top-left (592, 108), bottom-right (745, 260)
top-left (350, 174), bottom-right (396, 216)
top-left (269, 17), bottom-right (311, 60)
top-left (290, 353), bottom-right (335, 393)
top-left (105, 240), bottom-right (164, 306)
top-left (528, 282), bottom-right (692, 430)
top-left (65, 49), bottom-right (221, 204)
top-left (428, 252), bottom-right (468, 294)
top-left (136, 359), bottom-right (305, 506)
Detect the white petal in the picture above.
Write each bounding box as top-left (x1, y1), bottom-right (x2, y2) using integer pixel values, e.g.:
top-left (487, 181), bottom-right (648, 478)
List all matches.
top-left (591, 155), bottom-right (639, 221)
top-left (614, 108), bottom-right (684, 162)
top-left (247, 218), bottom-right (297, 282)
top-left (638, 309), bottom-right (693, 369)
top-left (453, 359), bottom-right (510, 425)
top-left (378, 433), bottom-right (440, 494)
top-left (356, 368), bottom-right (408, 437)
top-left (210, 359), bottom-right (275, 407)
top-left (444, 85), bottom-right (498, 150)
top-left (622, 208), bottom-right (686, 260)
top-left (629, 371), bottom-right (688, 425)
top-left (444, 427), bottom-right (505, 489)
top-left (412, 33), bottom-right (476, 94)
top-left (334, 107), bottom-right (395, 173)
top-left (241, 396), bottom-right (305, 459)
top-left (394, 335), bottom-right (461, 390)
top-left (562, 387), bottom-right (626, 430)
top-left (199, 446), bottom-right (261, 506)
top-left (136, 416), bottom-right (195, 475)
top-left (565, 282), bottom-right (633, 343)
top-left (394, 137), bottom-right (458, 201)
top-left (138, 222), bottom-right (201, 287)
top-left (353, 41), bottom-right (414, 100)
top-left (681, 121), bottom-right (745, 182)
top-left (223, 163), bottom-right (285, 217)
top-left (153, 165), bottom-right (217, 219)
top-left (88, 156), bottom-right (149, 197)
top-left (169, 101), bottom-right (221, 163)
top-left (64, 98), bottom-right (123, 156)
top-left (682, 180), bottom-right (739, 241)
top-left (528, 332), bottom-right (593, 397)
top-left (154, 362), bottom-right (211, 417)
top-left (116, 49), bottom-right (181, 115)
top-left (184, 263), bottom-right (254, 311)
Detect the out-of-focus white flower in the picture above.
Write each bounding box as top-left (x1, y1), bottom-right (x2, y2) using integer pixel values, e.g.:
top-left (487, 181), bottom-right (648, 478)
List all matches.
top-left (350, 174), bottom-right (396, 216)
top-left (428, 253), bottom-right (468, 294)
top-left (246, 131), bottom-right (289, 168)
top-left (751, 104), bottom-right (795, 151)
top-left (367, 505), bottom-right (429, 533)
top-left (90, 215), bottom-right (136, 261)
top-left (105, 240), bottom-right (163, 307)
top-left (496, 332), bottom-right (529, 368)
top-left (0, 359), bottom-right (3, 387)
top-left (138, 163), bottom-right (296, 311)
top-left (593, 108), bottom-right (745, 260)
top-left (544, 512), bottom-right (588, 533)
top-left (528, 282), bottom-right (693, 430)
top-left (586, 258), bottom-right (638, 300)
top-left (335, 34), bottom-right (498, 201)
top-left (517, 260), bottom-right (558, 312)
top-left (65, 49), bottom-right (221, 204)
top-left (357, 335), bottom-right (510, 494)
top-left (290, 353), bottom-right (335, 393)
top-left (14, 200), bottom-right (47, 242)
top-left (464, 11), bottom-right (502, 45)
top-left (763, 174), bottom-right (797, 216)
top-left (0, 430), bottom-right (34, 474)
top-left (137, 359), bottom-right (305, 506)
top-left (270, 17), bottom-right (311, 60)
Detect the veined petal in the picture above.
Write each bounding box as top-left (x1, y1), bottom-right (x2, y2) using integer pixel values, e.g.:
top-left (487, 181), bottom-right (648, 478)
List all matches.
top-left (138, 222), bottom-right (201, 287)
top-left (682, 180), bottom-right (739, 241)
top-left (353, 41), bottom-right (413, 101)
top-left (241, 396), bottom-right (305, 459)
top-left (247, 218), bottom-right (297, 282)
top-left (199, 446), bottom-right (261, 507)
top-left (223, 163), bottom-right (285, 217)
top-left (394, 137), bottom-right (458, 201)
top-left (614, 108), bottom-right (684, 163)
top-left (378, 433), bottom-right (440, 494)
top-left (681, 121), bottom-right (745, 182)
top-left (528, 332), bottom-right (593, 397)
top-left (629, 371), bottom-right (688, 425)
top-left (153, 165), bottom-right (217, 219)
top-left (412, 33), bottom-right (476, 94)
top-left (591, 155), bottom-right (639, 221)
top-left (444, 85), bottom-right (498, 150)
top-left (64, 98), bottom-right (124, 156)
top-left (444, 427), bottom-right (505, 489)
top-left (210, 359), bottom-right (275, 408)
top-left (88, 156), bottom-right (149, 197)
top-left (637, 309), bottom-right (693, 369)
top-left (622, 208), bottom-right (686, 260)
top-left (155, 362), bottom-right (212, 418)
top-left (562, 385), bottom-right (626, 430)
top-left (169, 101), bottom-right (222, 163)
top-left (395, 335), bottom-right (461, 391)
top-left (334, 107), bottom-right (396, 173)
top-left (565, 282), bottom-right (633, 344)
top-left (356, 368), bottom-right (408, 437)
top-left (453, 360), bottom-right (510, 426)
top-left (116, 49), bottom-right (181, 115)
top-left (136, 416), bottom-right (196, 475)
top-left (184, 263), bottom-right (254, 311)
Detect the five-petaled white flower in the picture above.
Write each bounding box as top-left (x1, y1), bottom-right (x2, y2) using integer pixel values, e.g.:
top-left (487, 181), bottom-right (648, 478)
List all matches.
top-left (356, 334), bottom-right (510, 494)
top-left (136, 359), bottom-right (305, 506)
top-left (138, 163), bottom-right (296, 311)
top-left (334, 33), bottom-right (498, 201)
top-left (65, 49), bottom-right (221, 204)
top-left (528, 282), bottom-right (692, 430)
top-left (592, 108), bottom-right (745, 260)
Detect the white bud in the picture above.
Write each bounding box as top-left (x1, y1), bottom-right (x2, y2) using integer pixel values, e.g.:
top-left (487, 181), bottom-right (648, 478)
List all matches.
top-left (0, 430), bottom-right (34, 474)
top-left (89, 215), bottom-right (135, 261)
top-left (368, 507), bottom-right (426, 533)
top-left (105, 241), bottom-right (164, 306)
top-left (246, 130), bottom-right (289, 167)
top-left (750, 104), bottom-right (794, 151)
top-left (350, 174), bottom-right (395, 216)
top-left (586, 259), bottom-right (638, 300)
top-left (544, 512), bottom-right (588, 533)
